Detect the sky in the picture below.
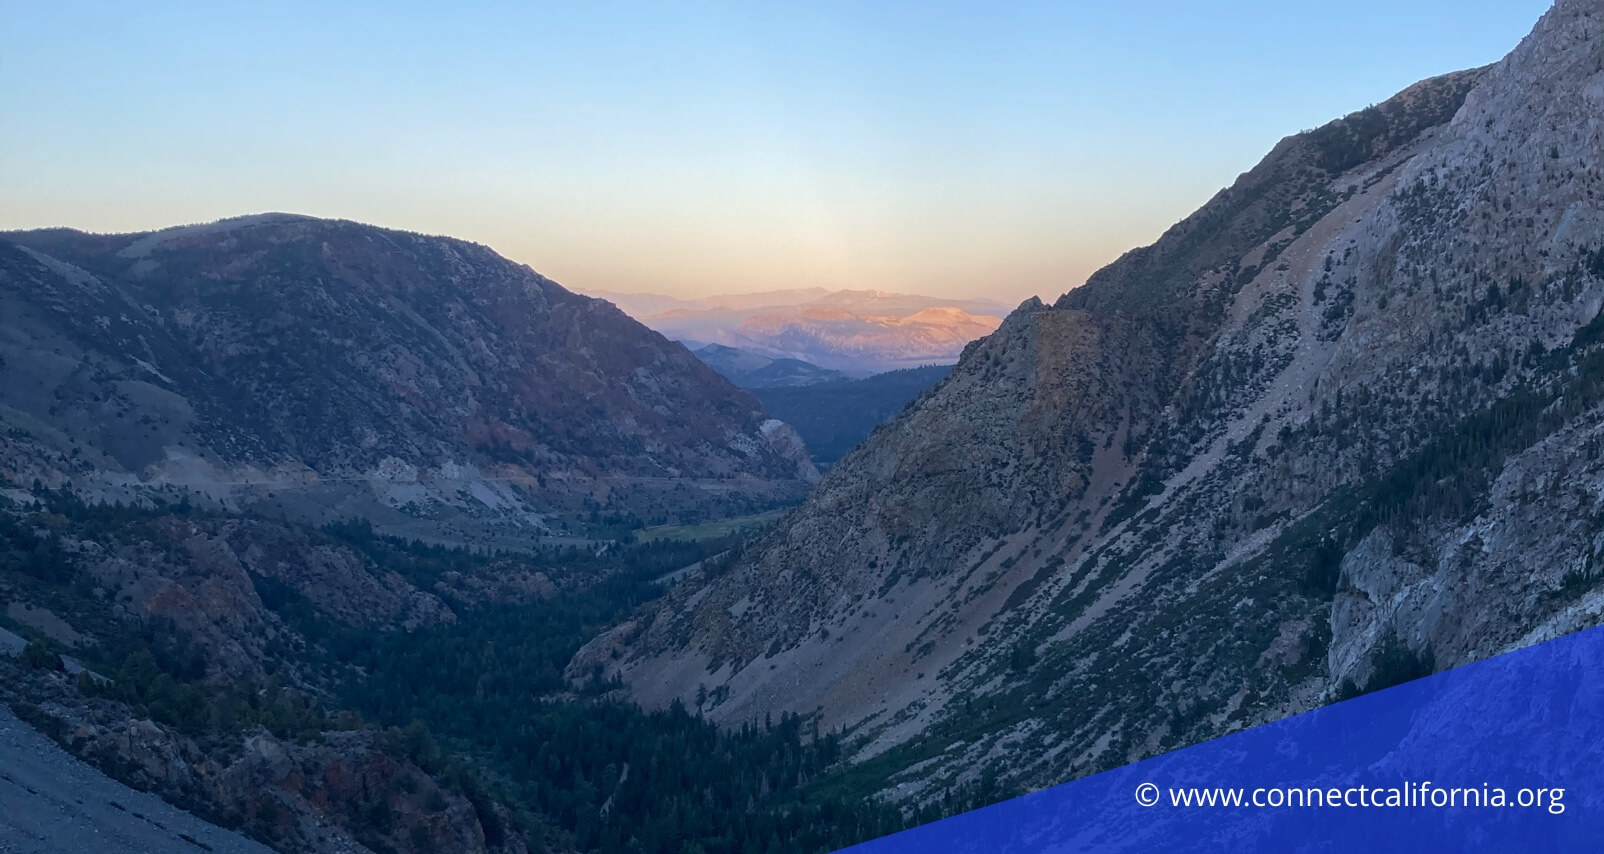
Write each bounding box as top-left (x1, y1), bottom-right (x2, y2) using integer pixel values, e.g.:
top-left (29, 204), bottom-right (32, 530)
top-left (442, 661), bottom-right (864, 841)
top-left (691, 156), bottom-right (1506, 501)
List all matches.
top-left (0, 1), bottom-right (1555, 303)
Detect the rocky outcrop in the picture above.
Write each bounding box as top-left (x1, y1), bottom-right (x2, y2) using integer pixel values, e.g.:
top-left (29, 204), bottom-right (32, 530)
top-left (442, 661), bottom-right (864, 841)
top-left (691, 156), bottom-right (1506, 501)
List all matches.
top-left (4, 677), bottom-right (528, 854)
top-left (584, 0), bottom-right (1604, 802)
top-left (0, 703), bottom-right (276, 854)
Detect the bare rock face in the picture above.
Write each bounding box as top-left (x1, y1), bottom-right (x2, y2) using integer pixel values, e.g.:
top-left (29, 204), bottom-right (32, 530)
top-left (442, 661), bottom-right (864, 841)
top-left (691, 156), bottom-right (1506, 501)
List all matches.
top-left (0, 703), bottom-right (277, 854)
top-left (0, 215), bottom-right (817, 545)
top-left (585, 0), bottom-right (1604, 800)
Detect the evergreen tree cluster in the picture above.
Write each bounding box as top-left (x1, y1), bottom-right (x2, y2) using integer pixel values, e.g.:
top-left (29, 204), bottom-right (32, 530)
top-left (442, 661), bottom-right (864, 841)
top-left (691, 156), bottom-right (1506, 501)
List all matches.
top-left (0, 500), bottom-right (916, 853)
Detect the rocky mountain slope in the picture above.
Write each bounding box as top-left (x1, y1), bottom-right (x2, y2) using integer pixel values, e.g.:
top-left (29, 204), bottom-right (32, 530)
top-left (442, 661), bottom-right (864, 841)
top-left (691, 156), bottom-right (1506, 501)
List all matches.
top-left (0, 702), bottom-right (276, 854)
top-left (580, 0), bottom-right (1604, 804)
top-left (0, 497), bottom-right (547, 853)
top-left (0, 215), bottom-right (815, 547)
top-left (590, 288), bottom-right (1008, 375)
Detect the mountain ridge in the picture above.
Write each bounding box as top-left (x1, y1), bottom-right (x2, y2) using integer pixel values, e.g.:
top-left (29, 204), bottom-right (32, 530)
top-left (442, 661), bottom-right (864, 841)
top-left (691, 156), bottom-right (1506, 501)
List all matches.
top-left (578, 0), bottom-right (1604, 804)
top-left (0, 214), bottom-right (817, 547)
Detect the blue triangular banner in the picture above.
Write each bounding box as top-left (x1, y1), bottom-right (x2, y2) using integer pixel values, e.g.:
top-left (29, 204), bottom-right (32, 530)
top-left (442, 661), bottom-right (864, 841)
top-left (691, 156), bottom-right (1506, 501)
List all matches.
top-left (840, 624), bottom-right (1604, 852)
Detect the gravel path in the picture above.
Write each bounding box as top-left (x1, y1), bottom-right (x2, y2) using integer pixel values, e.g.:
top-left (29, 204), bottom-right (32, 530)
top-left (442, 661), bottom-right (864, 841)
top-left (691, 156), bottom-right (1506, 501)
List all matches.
top-left (0, 703), bottom-right (274, 854)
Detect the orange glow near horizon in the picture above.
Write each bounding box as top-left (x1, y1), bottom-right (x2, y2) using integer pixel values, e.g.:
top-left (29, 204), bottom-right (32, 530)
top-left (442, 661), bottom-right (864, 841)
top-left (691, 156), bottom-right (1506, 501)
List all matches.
top-left (0, 2), bottom-right (1551, 305)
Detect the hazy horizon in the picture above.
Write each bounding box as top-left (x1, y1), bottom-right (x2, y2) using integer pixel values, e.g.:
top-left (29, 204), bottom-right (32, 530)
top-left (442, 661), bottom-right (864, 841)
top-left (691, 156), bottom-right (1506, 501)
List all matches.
top-left (1, 1), bottom-right (1552, 303)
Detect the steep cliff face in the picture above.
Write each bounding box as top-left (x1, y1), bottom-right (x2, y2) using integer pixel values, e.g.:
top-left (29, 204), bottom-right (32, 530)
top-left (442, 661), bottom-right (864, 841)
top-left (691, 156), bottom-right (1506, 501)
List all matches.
top-left (0, 215), bottom-right (815, 544)
top-left (583, 0), bottom-right (1604, 799)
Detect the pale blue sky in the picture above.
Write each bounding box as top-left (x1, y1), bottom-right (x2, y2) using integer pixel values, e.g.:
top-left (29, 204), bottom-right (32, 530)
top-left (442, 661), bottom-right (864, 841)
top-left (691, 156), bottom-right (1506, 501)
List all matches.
top-left (0, 2), bottom-right (1554, 301)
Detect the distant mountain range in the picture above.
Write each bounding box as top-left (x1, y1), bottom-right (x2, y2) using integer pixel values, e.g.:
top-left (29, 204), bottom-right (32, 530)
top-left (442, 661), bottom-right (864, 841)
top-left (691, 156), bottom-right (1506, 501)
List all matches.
top-left (583, 287), bottom-right (1012, 375)
top-left (692, 344), bottom-right (846, 388)
top-left (586, 287), bottom-right (1013, 320)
